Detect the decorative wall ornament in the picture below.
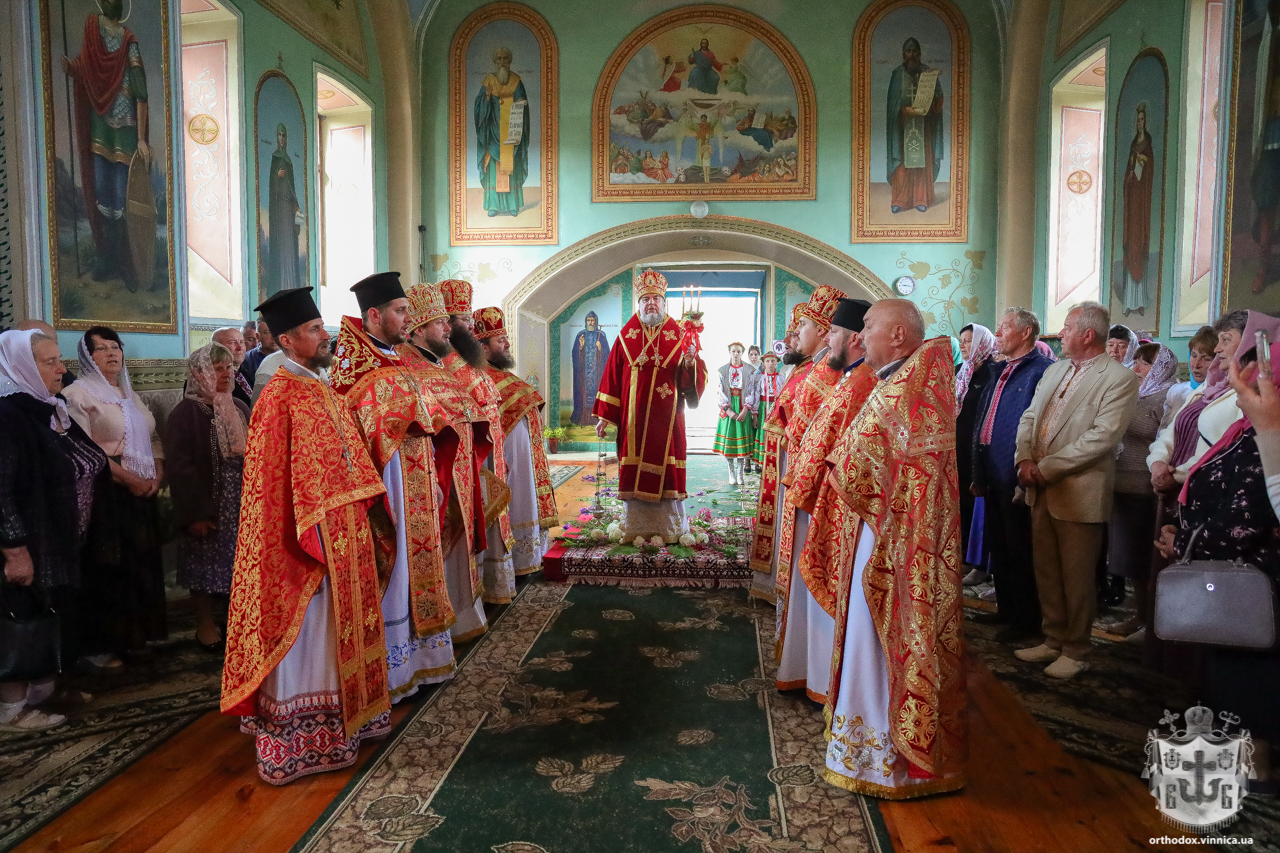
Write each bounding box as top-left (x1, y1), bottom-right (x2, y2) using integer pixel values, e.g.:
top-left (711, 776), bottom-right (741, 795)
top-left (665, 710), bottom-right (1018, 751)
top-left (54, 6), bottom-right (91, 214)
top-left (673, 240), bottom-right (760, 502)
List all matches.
top-left (1108, 49), bottom-right (1168, 332)
top-left (449, 3), bottom-right (558, 245)
top-left (254, 0), bottom-right (368, 78)
top-left (893, 249), bottom-right (983, 337)
top-left (591, 4), bottom-right (816, 202)
top-left (40, 0), bottom-right (178, 332)
top-left (1221, 3), bottom-right (1280, 313)
top-left (253, 70), bottom-right (309, 303)
top-left (852, 0), bottom-right (970, 243)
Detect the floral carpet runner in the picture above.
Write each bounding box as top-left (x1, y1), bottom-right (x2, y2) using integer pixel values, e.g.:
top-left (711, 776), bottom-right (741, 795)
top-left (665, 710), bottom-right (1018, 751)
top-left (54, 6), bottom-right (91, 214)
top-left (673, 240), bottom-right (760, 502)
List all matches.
top-left (292, 582), bottom-right (890, 853)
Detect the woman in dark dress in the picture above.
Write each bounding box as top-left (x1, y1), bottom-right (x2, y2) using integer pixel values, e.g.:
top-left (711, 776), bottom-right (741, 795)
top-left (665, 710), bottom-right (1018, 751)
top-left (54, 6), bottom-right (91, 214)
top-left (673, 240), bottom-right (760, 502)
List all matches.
top-left (955, 323), bottom-right (999, 586)
top-left (62, 326), bottom-right (167, 667)
top-left (163, 344), bottom-right (249, 650)
top-left (0, 330), bottom-right (107, 729)
top-left (1157, 341), bottom-right (1280, 789)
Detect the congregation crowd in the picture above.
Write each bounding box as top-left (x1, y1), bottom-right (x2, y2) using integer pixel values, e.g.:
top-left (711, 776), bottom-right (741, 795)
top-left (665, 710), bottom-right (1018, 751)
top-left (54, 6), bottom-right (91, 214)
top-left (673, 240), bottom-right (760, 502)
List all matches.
top-left (3, 276), bottom-right (1279, 797)
top-left (0, 276), bottom-right (559, 788)
top-left (748, 288), bottom-right (1280, 797)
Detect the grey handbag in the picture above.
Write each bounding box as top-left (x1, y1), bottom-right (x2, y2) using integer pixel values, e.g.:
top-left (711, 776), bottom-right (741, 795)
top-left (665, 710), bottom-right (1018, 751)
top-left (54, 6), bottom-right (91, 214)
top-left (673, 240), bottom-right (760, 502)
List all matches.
top-left (1153, 528), bottom-right (1277, 650)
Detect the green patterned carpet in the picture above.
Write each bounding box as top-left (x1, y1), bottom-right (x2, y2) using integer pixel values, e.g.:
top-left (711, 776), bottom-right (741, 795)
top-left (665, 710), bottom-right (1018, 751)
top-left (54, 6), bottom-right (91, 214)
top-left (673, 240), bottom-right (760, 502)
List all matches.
top-left (294, 582), bottom-right (891, 853)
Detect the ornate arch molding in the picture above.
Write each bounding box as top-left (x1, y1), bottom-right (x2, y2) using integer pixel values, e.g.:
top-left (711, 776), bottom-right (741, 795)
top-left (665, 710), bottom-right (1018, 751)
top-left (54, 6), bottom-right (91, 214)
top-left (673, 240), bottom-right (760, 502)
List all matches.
top-left (504, 214), bottom-right (891, 383)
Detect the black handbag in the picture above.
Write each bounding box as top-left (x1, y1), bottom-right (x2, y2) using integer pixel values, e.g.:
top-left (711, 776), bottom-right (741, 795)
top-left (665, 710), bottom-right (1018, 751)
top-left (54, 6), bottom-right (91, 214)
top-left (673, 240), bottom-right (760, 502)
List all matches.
top-left (1153, 528), bottom-right (1277, 650)
top-left (0, 583), bottom-right (63, 681)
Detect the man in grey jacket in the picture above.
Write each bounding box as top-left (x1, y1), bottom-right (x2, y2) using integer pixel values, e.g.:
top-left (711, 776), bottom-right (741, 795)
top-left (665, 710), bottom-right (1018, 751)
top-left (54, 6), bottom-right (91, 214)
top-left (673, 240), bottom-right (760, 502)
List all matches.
top-left (1012, 302), bottom-right (1140, 680)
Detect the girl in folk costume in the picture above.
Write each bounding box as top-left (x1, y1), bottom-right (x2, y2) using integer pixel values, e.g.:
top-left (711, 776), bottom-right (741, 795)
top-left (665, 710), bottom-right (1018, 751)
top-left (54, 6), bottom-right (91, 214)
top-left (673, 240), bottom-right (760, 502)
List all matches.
top-left (751, 351), bottom-right (783, 471)
top-left (714, 343), bottom-right (756, 485)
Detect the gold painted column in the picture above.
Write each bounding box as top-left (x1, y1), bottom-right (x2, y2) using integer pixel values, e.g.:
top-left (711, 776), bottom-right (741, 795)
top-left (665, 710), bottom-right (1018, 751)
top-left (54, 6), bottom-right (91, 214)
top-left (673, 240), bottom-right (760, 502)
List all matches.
top-left (367, 0), bottom-right (419, 278)
top-left (995, 0), bottom-right (1052, 312)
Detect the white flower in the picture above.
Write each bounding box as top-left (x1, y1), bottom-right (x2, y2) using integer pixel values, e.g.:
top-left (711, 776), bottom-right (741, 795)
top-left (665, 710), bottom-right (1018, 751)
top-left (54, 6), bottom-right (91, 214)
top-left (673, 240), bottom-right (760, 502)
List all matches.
top-left (608, 528), bottom-right (624, 542)
top-left (695, 531), bottom-right (709, 544)
top-left (590, 529), bottom-right (606, 541)
top-left (679, 533), bottom-right (697, 547)
top-left (633, 536), bottom-right (647, 548)
top-left (649, 535), bottom-right (665, 547)
top-left (606, 521), bottom-right (622, 536)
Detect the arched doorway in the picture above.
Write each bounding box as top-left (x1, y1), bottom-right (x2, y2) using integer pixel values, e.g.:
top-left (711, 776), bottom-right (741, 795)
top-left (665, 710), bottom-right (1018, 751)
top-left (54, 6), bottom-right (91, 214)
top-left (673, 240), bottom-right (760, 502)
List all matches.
top-left (504, 215), bottom-right (891, 396)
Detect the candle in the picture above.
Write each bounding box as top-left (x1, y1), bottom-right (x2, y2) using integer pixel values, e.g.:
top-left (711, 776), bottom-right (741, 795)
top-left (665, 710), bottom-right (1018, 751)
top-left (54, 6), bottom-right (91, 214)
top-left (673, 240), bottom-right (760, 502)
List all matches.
top-left (696, 286), bottom-right (701, 313)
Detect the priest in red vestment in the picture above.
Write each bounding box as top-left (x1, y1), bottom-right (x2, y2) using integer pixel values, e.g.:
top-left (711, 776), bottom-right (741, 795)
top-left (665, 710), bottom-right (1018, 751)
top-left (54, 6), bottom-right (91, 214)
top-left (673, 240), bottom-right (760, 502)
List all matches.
top-left (330, 272), bottom-right (458, 703)
top-left (399, 282), bottom-right (492, 641)
top-left (823, 300), bottom-right (965, 798)
top-left (749, 289), bottom-right (842, 601)
top-left (775, 299), bottom-right (875, 702)
top-left (592, 270), bottom-right (708, 540)
top-left (440, 279), bottom-right (515, 617)
top-left (474, 306), bottom-right (560, 575)
top-left (222, 287), bottom-right (390, 785)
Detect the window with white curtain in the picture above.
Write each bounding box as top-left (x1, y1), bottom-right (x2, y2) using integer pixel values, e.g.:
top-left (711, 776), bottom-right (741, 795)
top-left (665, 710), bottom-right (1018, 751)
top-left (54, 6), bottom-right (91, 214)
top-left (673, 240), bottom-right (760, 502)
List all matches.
top-left (316, 72), bottom-right (374, 326)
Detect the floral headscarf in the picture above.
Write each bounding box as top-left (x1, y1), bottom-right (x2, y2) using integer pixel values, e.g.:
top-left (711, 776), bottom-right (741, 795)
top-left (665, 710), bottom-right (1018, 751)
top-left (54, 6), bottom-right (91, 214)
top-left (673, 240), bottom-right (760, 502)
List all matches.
top-left (186, 344), bottom-right (247, 459)
top-left (1137, 343), bottom-right (1179, 398)
top-left (1035, 340), bottom-right (1058, 362)
top-left (1111, 325), bottom-right (1139, 367)
top-left (76, 336), bottom-right (156, 478)
top-left (955, 324), bottom-right (996, 409)
top-left (0, 329), bottom-right (71, 430)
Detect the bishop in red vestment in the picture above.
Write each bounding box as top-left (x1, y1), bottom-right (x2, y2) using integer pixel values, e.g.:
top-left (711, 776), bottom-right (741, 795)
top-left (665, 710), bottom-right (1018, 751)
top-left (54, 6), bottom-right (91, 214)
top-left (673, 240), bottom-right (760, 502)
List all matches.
top-left (593, 270), bottom-right (707, 539)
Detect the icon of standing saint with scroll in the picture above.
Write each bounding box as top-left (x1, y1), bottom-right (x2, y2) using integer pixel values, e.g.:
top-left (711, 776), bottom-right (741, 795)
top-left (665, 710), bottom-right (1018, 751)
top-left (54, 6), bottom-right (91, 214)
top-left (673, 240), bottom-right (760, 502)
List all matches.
top-left (475, 46), bottom-right (530, 217)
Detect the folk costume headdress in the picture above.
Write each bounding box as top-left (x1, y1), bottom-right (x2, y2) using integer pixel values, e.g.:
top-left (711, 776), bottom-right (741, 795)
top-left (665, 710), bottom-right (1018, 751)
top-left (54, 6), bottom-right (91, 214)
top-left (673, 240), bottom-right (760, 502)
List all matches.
top-left (439, 279), bottom-right (473, 316)
top-left (795, 285), bottom-right (843, 332)
top-left (473, 306), bottom-right (507, 340)
top-left (405, 282), bottom-right (448, 331)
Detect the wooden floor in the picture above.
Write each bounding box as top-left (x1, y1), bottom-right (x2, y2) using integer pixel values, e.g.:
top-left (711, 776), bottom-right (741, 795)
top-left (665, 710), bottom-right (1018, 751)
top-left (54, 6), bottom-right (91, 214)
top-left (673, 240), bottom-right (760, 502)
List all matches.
top-left (15, 463), bottom-right (1210, 853)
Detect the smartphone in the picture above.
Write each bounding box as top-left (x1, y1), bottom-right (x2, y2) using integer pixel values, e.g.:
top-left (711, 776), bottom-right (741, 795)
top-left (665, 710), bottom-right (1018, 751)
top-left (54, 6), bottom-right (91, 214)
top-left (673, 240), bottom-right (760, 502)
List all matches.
top-left (1258, 330), bottom-right (1272, 373)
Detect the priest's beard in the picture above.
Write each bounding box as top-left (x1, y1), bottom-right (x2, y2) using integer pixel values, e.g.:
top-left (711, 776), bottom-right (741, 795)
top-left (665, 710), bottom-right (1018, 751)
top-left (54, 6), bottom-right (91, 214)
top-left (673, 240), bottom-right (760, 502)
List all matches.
top-left (422, 337), bottom-right (452, 360)
top-left (450, 325), bottom-right (486, 368)
top-left (301, 349), bottom-right (334, 372)
top-left (487, 349), bottom-right (515, 370)
top-left (639, 310), bottom-right (665, 326)
top-left (782, 350), bottom-right (805, 365)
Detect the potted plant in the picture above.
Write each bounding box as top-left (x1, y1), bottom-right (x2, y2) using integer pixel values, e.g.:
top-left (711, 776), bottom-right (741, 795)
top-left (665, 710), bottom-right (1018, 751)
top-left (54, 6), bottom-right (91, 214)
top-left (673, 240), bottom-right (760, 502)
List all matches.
top-left (545, 427), bottom-right (567, 454)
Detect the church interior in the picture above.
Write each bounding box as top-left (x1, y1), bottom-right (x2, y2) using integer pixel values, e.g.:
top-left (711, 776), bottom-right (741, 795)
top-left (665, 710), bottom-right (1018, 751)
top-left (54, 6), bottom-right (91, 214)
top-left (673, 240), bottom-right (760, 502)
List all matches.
top-left (1, 0), bottom-right (1279, 850)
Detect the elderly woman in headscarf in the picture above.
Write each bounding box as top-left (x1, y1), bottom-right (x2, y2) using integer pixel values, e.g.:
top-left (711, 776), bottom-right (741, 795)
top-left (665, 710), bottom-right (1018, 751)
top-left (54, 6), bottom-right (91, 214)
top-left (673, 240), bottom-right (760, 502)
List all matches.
top-left (62, 326), bottom-right (166, 670)
top-left (1103, 342), bottom-right (1179, 640)
top-left (1106, 324), bottom-right (1139, 366)
top-left (0, 330), bottom-right (107, 730)
top-left (955, 323), bottom-right (999, 584)
top-left (162, 344), bottom-right (249, 650)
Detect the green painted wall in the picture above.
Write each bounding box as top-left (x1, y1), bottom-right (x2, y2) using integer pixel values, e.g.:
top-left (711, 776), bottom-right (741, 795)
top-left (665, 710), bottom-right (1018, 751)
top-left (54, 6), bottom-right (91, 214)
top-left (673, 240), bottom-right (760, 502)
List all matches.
top-left (1034, 0), bottom-right (1192, 344)
top-left (418, 0), bottom-right (1006, 337)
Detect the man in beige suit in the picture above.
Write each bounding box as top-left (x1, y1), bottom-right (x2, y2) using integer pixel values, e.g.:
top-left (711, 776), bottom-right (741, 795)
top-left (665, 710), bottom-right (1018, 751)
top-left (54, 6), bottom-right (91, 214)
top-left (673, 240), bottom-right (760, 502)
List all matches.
top-left (1012, 302), bottom-right (1140, 679)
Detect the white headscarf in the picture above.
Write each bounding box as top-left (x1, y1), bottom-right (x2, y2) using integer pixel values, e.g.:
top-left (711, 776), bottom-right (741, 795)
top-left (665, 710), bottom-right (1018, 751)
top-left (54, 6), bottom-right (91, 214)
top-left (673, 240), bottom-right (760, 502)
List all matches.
top-left (955, 324), bottom-right (996, 409)
top-left (76, 336), bottom-right (157, 478)
top-left (0, 329), bottom-right (71, 430)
